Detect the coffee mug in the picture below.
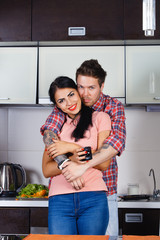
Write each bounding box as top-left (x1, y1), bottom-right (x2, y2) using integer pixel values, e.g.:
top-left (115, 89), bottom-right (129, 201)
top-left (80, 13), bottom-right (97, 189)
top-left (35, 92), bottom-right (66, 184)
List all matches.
top-left (81, 146), bottom-right (92, 161)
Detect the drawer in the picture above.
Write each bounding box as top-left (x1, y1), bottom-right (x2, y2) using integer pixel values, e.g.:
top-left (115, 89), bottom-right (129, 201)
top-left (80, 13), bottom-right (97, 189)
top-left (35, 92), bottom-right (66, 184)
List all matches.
top-left (0, 208), bottom-right (30, 234)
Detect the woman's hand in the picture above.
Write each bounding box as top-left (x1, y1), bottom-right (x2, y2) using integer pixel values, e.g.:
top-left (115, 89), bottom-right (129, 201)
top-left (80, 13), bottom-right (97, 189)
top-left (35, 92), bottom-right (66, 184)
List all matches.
top-left (69, 147), bottom-right (86, 162)
top-left (47, 139), bottom-right (82, 159)
top-left (73, 147), bottom-right (93, 161)
top-left (47, 139), bottom-right (71, 158)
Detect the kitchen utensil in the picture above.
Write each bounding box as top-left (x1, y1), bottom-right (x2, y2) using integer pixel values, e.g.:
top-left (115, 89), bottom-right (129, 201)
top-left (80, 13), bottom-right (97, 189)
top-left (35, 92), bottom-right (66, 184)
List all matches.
top-left (119, 194), bottom-right (151, 201)
top-left (0, 162), bottom-right (26, 197)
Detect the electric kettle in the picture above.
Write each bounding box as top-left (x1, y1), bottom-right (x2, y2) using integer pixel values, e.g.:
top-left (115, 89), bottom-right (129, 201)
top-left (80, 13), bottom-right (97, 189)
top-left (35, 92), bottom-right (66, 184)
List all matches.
top-left (0, 162), bottom-right (26, 197)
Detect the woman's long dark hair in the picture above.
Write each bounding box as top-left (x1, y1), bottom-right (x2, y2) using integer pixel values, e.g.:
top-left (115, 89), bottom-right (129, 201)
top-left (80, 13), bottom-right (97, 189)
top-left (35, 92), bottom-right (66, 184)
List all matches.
top-left (49, 76), bottom-right (92, 141)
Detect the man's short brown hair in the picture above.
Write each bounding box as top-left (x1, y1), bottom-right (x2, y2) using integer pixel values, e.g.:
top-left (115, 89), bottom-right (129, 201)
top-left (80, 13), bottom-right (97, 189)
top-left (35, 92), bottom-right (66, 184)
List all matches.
top-left (76, 59), bottom-right (107, 87)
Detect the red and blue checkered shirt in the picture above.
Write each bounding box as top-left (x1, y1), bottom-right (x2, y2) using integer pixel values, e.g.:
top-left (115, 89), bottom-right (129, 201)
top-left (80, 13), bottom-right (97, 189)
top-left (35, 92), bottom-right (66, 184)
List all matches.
top-left (40, 92), bottom-right (126, 196)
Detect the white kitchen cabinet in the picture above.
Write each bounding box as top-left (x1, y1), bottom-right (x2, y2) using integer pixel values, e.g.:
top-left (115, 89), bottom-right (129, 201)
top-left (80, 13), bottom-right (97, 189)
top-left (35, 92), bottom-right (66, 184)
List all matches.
top-left (126, 46), bottom-right (160, 104)
top-left (0, 47), bottom-right (37, 104)
top-left (39, 46), bottom-right (124, 104)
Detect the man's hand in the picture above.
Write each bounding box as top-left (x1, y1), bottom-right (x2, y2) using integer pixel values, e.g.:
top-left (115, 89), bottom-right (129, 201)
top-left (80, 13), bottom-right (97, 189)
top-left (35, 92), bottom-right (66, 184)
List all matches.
top-left (62, 161), bottom-right (88, 182)
top-left (70, 177), bottom-right (85, 190)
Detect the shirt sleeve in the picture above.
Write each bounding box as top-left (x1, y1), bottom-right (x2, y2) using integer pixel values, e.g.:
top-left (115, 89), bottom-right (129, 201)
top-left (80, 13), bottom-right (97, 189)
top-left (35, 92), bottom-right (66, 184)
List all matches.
top-left (104, 99), bottom-right (126, 156)
top-left (40, 106), bottom-right (65, 136)
top-left (95, 112), bottom-right (111, 133)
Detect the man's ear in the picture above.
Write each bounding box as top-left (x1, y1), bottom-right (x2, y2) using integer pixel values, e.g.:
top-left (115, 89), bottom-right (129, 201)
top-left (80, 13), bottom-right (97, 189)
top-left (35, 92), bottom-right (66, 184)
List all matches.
top-left (100, 83), bottom-right (104, 92)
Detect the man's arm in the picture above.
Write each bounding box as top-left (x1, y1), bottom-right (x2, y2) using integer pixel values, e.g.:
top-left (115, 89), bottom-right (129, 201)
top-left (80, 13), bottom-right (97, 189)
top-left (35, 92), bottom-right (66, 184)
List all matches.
top-left (94, 128), bottom-right (111, 171)
top-left (40, 105), bottom-right (68, 168)
top-left (62, 143), bottom-right (118, 182)
top-left (91, 143), bottom-right (118, 166)
top-left (104, 99), bottom-right (126, 156)
top-left (40, 106), bottom-right (65, 135)
top-left (43, 130), bottom-right (69, 168)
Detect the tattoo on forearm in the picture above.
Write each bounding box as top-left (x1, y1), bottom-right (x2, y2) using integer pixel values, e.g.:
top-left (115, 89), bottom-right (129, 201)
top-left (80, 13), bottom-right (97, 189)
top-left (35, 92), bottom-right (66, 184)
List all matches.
top-left (43, 130), bottom-right (68, 164)
top-left (43, 130), bottom-right (58, 146)
top-left (93, 143), bottom-right (110, 157)
top-left (101, 143), bottom-right (110, 149)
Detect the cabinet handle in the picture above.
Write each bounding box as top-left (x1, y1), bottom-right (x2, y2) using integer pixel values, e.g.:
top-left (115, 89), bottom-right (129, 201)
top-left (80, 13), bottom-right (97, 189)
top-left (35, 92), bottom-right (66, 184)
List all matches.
top-left (125, 213), bottom-right (143, 223)
top-left (153, 97), bottom-right (160, 100)
top-left (0, 98), bottom-right (10, 100)
top-left (68, 27), bottom-right (86, 36)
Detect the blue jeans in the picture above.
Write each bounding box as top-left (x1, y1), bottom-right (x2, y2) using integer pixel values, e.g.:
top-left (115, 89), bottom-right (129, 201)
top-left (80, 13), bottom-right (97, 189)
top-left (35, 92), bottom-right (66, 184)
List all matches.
top-left (48, 191), bottom-right (109, 235)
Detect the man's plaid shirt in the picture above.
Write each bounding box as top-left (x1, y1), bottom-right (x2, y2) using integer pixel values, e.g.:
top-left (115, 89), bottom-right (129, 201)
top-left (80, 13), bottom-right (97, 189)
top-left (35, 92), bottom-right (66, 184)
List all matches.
top-left (41, 92), bottom-right (126, 196)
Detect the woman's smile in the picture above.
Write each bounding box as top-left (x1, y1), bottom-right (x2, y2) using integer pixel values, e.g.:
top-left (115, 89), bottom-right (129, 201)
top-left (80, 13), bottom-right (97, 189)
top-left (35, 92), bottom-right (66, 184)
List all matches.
top-left (68, 104), bottom-right (77, 111)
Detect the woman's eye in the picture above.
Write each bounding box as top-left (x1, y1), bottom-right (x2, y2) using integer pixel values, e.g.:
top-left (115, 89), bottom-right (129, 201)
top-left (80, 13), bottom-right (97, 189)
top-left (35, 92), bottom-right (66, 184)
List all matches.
top-left (69, 92), bottom-right (74, 97)
top-left (58, 99), bottom-right (64, 104)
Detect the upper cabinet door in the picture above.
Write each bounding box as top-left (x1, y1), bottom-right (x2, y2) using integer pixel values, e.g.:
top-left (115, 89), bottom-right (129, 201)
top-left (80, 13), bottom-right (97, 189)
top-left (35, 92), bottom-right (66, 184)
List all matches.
top-left (32, 0), bottom-right (124, 41)
top-left (124, 0), bottom-right (160, 40)
top-left (0, 0), bottom-right (31, 41)
top-left (0, 47), bottom-right (37, 104)
top-left (39, 46), bottom-right (124, 104)
top-left (126, 46), bottom-right (160, 104)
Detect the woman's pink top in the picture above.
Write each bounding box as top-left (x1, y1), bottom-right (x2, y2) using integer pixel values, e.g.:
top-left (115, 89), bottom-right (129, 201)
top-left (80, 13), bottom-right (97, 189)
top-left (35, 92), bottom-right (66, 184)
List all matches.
top-left (49, 111), bottom-right (111, 197)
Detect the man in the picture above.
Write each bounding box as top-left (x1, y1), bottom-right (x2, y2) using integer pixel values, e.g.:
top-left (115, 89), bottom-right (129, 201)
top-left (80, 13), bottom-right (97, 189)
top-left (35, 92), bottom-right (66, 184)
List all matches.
top-left (41, 59), bottom-right (126, 239)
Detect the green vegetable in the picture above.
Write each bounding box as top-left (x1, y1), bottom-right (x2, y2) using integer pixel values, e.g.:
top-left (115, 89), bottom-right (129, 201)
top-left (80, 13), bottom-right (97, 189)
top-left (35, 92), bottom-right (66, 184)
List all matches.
top-left (17, 184), bottom-right (49, 198)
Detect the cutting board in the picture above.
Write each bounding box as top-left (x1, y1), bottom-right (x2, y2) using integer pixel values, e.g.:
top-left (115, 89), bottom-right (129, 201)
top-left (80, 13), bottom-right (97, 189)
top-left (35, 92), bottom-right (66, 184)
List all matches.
top-left (123, 235), bottom-right (160, 240)
top-left (24, 234), bottom-right (109, 240)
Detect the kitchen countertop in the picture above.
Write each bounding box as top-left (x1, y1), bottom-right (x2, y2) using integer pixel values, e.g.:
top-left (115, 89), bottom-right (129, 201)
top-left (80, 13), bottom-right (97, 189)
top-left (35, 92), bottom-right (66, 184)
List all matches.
top-left (1, 197), bottom-right (160, 209)
top-left (118, 199), bottom-right (160, 209)
top-left (0, 197), bottom-right (48, 207)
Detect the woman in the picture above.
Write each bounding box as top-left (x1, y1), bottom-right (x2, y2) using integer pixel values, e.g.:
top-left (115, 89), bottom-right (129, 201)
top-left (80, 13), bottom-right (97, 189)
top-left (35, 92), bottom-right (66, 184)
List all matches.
top-left (42, 76), bottom-right (111, 235)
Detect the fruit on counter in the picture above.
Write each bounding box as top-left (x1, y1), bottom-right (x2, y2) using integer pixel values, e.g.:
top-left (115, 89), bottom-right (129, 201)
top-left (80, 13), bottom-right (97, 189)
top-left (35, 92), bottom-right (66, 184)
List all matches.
top-left (17, 184), bottom-right (49, 198)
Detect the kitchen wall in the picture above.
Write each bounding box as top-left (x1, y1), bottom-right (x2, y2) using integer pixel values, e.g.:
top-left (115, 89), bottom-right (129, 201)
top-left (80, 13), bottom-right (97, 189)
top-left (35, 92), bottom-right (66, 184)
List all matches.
top-left (0, 106), bottom-right (160, 195)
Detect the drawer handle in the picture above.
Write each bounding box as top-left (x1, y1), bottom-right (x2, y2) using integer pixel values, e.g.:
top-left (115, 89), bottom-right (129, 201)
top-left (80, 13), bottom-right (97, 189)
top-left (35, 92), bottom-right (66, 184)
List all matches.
top-left (68, 27), bottom-right (86, 36)
top-left (125, 213), bottom-right (143, 223)
top-left (153, 97), bottom-right (160, 100)
top-left (0, 98), bottom-right (10, 100)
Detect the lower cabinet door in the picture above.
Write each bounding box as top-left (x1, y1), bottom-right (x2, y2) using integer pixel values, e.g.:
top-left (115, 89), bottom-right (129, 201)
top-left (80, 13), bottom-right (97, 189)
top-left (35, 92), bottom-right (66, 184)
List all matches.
top-left (0, 208), bottom-right (30, 234)
top-left (30, 207), bottom-right (48, 234)
top-left (118, 208), bottom-right (159, 236)
top-left (30, 208), bottom-right (48, 227)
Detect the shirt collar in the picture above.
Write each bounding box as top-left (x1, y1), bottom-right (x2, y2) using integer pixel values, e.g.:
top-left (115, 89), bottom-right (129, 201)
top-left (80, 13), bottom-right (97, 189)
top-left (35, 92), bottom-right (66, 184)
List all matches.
top-left (66, 114), bottom-right (80, 125)
top-left (92, 92), bottom-right (106, 111)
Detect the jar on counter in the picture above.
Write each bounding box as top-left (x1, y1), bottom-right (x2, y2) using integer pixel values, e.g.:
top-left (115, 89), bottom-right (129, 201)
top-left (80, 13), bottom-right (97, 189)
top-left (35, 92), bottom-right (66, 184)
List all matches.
top-left (128, 183), bottom-right (139, 195)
